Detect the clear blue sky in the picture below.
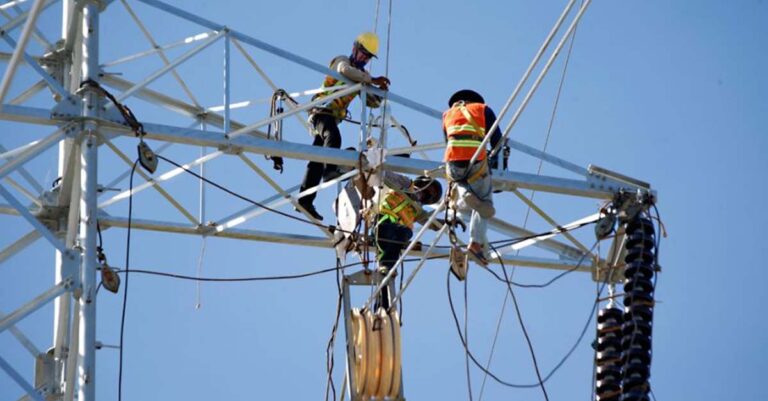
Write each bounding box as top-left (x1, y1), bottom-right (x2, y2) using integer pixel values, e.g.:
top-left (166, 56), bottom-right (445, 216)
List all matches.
top-left (1, 1), bottom-right (767, 400)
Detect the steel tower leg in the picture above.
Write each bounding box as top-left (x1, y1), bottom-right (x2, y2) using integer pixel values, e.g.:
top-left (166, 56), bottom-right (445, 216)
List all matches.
top-left (77, 3), bottom-right (101, 401)
top-left (53, 0), bottom-right (78, 395)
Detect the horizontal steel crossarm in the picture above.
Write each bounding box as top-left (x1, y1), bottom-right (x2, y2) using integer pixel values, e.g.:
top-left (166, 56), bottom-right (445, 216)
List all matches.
top-left (0, 183), bottom-right (67, 253)
top-left (98, 215), bottom-right (332, 247)
top-left (133, 0), bottom-right (442, 119)
top-left (0, 103), bottom-right (52, 124)
top-left (95, 215), bottom-right (590, 271)
top-left (507, 138), bottom-right (587, 175)
top-left (0, 310), bottom-right (40, 356)
top-left (0, 355), bottom-right (45, 401)
top-left (129, 122), bottom-right (620, 198)
top-left (0, 279), bottom-right (71, 333)
top-left (0, 229), bottom-right (40, 265)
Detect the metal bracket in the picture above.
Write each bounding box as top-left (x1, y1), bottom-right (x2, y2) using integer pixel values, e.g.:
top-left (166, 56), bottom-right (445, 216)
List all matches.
top-left (218, 143), bottom-right (243, 155)
top-left (50, 96), bottom-right (81, 121)
top-left (587, 164), bottom-right (652, 195)
top-left (344, 269), bottom-right (380, 286)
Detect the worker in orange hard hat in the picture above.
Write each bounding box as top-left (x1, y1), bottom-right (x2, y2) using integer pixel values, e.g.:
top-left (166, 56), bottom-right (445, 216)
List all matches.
top-left (443, 89), bottom-right (502, 266)
top-left (297, 32), bottom-right (391, 221)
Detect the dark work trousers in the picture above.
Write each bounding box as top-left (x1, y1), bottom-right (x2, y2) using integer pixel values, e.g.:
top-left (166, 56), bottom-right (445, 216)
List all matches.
top-left (375, 220), bottom-right (413, 310)
top-left (299, 113), bottom-right (341, 205)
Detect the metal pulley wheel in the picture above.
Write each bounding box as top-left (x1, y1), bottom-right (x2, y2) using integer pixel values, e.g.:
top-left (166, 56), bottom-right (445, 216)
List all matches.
top-left (349, 307), bottom-right (403, 400)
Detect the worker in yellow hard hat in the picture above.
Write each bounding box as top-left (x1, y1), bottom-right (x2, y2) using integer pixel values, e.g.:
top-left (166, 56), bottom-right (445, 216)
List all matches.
top-left (297, 32), bottom-right (391, 221)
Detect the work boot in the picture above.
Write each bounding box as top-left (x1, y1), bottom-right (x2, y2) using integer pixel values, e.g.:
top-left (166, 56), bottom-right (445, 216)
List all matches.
top-left (296, 199), bottom-right (323, 221)
top-left (466, 241), bottom-right (489, 266)
top-left (463, 192), bottom-right (495, 219)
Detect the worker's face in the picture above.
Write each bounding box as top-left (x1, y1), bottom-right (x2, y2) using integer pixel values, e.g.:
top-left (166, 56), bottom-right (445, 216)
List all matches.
top-left (352, 45), bottom-right (373, 66)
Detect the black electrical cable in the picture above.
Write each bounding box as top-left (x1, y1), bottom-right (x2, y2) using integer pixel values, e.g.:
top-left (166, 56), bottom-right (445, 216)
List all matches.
top-left (155, 153), bottom-right (595, 252)
top-left (324, 258), bottom-right (344, 401)
top-left (118, 160), bottom-right (138, 401)
top-left (113, 257), bottom-right (445, 283)
top-left (445, 244), bottom-right (612, 389)
top-left (463, 277), bottom-right (474, 401)
top-left (481, 240), bottom-right (598, 289)
top-left (490, 243), bottom-right (550, 401)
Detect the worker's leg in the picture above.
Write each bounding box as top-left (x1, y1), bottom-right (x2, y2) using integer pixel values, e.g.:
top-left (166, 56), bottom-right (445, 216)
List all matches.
top-left (466, 166), bottom-right (493, 246)
top-left (375, 222), bottom-right (412, 310)
top-left (298, 115), bottom-right (340, 217)
top-left (376, 221), bottom-right (413, 272)
top-left (320, 116), bottom-right (342, 180)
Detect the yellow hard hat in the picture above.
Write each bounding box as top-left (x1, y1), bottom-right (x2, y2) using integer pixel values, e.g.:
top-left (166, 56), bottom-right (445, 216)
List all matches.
top-left (355, 32), bottom-right (379, 57)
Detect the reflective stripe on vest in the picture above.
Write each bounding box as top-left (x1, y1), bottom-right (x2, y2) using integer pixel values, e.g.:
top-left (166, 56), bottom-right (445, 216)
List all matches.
top-left (377, 190), bottom-right (417, 229)
top-left (443, 102), bottom-right (488, 162)
top-left (312, 75), bottom-right (358, 120)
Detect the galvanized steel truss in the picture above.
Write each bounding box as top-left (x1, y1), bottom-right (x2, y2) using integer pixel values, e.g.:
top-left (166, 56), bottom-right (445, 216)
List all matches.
top-left (0, 1), bottom-right (653, 400)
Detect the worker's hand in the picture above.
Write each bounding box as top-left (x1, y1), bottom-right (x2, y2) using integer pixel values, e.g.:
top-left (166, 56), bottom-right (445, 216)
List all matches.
top-left (371, 76), bottom-right (390, 90)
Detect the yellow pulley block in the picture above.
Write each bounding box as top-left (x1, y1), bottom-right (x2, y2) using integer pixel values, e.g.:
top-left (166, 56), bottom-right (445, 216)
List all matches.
top-left (350, 306), bottom-right (404, 400)
top-left (363, 308), bottom-right (381, 397)
top-left (375, 308), bottom-right (394, 399)
top-left (349, 308), bottom-right (368, 396)
top-left (389, 310), bottom-right (402, 399)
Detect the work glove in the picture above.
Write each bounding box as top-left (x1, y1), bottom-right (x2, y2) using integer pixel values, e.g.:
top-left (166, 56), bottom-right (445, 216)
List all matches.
top-left (371, 76), bottom-right (390, 91)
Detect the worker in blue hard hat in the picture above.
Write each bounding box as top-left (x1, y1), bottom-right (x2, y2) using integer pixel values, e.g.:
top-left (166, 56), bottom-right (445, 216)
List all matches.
top-left (297, 32), bottom-right (391, 221)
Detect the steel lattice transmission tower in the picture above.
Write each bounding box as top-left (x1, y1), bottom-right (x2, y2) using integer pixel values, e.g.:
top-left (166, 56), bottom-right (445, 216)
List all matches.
top-left (0, 1), bottom-right (655, 400)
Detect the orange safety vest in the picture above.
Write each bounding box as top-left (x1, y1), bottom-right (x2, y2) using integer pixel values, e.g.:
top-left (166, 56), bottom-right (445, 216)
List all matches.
top-left (442, 102), bottom-right (488, 162)
top-left (312, 74), bottom-right (358, 121)
top-left (377, 189), bottom-right (419, 229)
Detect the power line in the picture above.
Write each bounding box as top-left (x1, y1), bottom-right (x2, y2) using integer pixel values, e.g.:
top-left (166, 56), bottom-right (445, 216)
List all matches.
top-left (491, 243), bottom-right (550, 401)
top-left (118, 160), bottom-right (138, 401)
top-left (445, 244), bottom-right (609, 389)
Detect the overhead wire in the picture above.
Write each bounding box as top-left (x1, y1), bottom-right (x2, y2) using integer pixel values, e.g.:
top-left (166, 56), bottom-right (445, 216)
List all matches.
top-left (445, 240), bottom-right (611, 390)
top-left (117, 160), bottom-right (138, 401)
top-left (491, 243), bottom-right (550, 401)
top-left (153, 153), bottom-right (594, 254)
top-left (479, 20), bottom-right (580, 395)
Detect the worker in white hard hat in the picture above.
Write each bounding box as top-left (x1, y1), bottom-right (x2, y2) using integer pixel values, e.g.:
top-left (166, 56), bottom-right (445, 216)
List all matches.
top-left (297, 32), bottom-right (391, 221)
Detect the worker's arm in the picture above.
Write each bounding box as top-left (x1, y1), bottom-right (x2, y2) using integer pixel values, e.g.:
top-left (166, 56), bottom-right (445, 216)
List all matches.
top-left (332, 56), bottom-right (390, 90)
top-left (485, 107), bottom-right (502, 168)
top-left (382, 171), bottom-right (412, 192)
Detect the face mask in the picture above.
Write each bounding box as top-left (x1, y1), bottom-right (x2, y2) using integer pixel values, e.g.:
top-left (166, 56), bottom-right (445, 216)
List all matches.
top-left (350, 48), bottom-right (368, 69)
